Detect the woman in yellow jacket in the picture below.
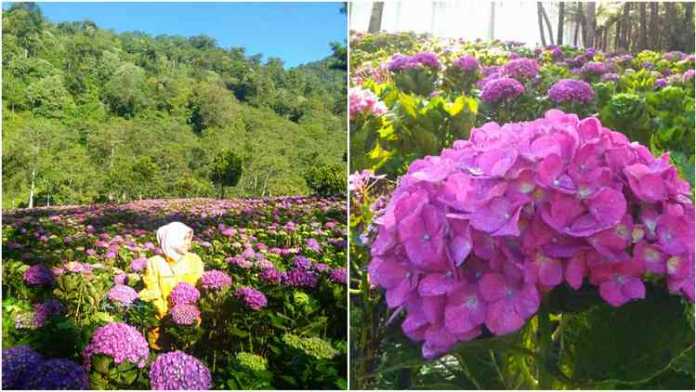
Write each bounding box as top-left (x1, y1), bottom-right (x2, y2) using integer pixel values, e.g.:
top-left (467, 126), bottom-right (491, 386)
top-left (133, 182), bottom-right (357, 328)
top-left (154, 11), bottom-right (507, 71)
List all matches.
top-left (139, 222), bottom-right (204, 348)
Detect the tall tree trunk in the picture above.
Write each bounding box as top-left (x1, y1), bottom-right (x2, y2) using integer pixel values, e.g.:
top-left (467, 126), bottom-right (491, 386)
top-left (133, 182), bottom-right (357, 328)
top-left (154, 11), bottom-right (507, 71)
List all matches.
top-left (540, 3), bottom-right (555, 45)
top-left (649, 2), bottom-right (659, 49)
top-left (557, 2), bottom-right (565, 45)
top-left (685, 2), bottom-right (695, 52)
top-left (615, 18), bottom-right (621, 51)
top-left (28, 168), bottom-right (36, 209)
top-left (537, 2), bottom-right (548, 47)
top-left (665, 2), bottom-right (678, 50)
top-left (574, 2), bottom-right (583, 46)
top-left (584, 2), bottom-right (596, 48)
top-left (621, 3), bottom-right (631, 50)
top-left (368, 2), bottom-right (384, 33)
top-left (639, 3), bottom-right (648, 50)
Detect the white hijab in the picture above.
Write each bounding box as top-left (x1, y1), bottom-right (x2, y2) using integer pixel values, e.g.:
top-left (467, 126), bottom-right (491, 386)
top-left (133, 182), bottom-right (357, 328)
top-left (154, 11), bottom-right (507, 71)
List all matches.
top-left (156, 222), bottom-right (193, 262)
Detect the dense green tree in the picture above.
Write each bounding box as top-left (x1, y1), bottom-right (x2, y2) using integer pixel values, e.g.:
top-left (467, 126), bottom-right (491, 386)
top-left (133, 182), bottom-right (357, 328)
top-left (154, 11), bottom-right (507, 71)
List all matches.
top-left (210, 150), bottom-right (243, 198)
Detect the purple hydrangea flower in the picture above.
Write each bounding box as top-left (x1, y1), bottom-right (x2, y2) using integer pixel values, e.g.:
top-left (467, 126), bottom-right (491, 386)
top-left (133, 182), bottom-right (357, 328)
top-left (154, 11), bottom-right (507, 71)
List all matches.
top-left (655, 78), bottom-right (667, 89)
top-left (130, 257), bottom-right (147, 272)
top-left (82, 322), bottom-right (149, 369)
top-left (260, 267), bottom-right (283, 284)
top-left (501, 58), bottom-right (539, 80)
top-left (387, 52), bottom-right (441, 71)
top-left (305, 238), bottom-right (322, 253)
top-left (453, 55), bottom-right (480, 72)
top-left (21, 358), bottom-right (89, 390)
top-left (149, 351), bottom-right (212, 390)
top-left (227, 256), bottom-right (253, 269)
top-left (2, 345), bottom-right (44, 389)
top-left (108, 284), bottom-right (139, 306)
top-left (314, 263), bottom-right (330, 273)
top-left (168, 282), bottom-right (200, 306)
top-left (580, 61), bottom-right (608, 76)
top-left (114, 273), bottom-right (127, 285)
top-left (23, 264), bottom-right (54, 286)
top-left (283, 269), bottom-right (319, 288)
top-left (480, 77), bottom-right (525, 103)
top-left (600, 73), bottom-right (620, 82)
top-left (170, 304), bottom-right (201, 325)
top-left (199, 270), bottom-right (232, 290)
top-left (548, 79), bottom-right (595, 104)
top-left (329, 267), bottom-right (347, 284)
top-left (235, 287), bottom-right (268, 310)
top-left (32, 299), bottom-right (64, 328)
top-left (293, 256), bottom-right (312, 270)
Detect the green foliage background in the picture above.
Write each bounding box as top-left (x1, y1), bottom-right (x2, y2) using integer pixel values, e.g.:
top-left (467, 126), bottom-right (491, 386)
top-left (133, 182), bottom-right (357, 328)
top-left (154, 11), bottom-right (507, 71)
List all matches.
top-left (2, 4), bottom-right (347, 208)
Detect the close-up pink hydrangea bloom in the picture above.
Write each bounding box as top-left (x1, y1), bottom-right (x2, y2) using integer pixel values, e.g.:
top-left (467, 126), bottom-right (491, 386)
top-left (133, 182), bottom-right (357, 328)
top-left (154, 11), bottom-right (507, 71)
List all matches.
top-left (349, 87), bottom-right (388, 120)
top-left (368, 110), bottom-right (694, 359)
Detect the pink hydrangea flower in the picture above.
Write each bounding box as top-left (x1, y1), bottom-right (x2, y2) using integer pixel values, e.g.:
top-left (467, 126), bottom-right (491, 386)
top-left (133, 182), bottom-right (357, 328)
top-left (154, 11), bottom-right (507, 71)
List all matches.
top-left (368, 110), bottom-right (694, 358)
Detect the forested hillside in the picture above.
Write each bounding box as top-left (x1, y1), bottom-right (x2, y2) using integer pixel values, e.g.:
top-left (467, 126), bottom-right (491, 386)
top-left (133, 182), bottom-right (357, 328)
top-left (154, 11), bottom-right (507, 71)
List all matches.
top-left (2, 3), bottom-right (347, 208)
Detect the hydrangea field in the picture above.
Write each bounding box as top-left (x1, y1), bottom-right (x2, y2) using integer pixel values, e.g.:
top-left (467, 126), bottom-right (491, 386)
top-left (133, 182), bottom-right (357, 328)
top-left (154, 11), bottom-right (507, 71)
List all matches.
top-left (2, 197), bottom-right (347, 389)
top-left (350, 32), bottom-right (695, 389)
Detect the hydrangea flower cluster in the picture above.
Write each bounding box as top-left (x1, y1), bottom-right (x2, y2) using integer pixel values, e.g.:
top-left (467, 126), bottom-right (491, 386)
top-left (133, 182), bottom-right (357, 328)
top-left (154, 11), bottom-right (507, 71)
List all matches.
top-left (580, 61), bottom-right (609, 77)
top-left (349, 87), bottom-right (387, 120)
top-left (130, 256), bottom-right (147, 272)
top-left (108, 284), bottom-right (139, 306)
top-left (169, 282), bottom-right (200, 306)
top-left (501, 58), bottom-right (539, 81)
top-left (283, 268), bottom-right (319, 288)
top-left (21, 358), bottom-right (89, 390)
top-left (387, 52), bottom-right (441, 72)
top-left (23, 264), bottom-right (54, 286)
top-left (2, 345), bottom-right (44, 389)
top-left (149, 351), bottom-right (212, 390)
top-left (452, 55), bottom-right (480, 73)
top-left (32, 299), bottom-right (64, 328)
top-left (236, 287), bottom-right (268, 310)
top-left (306, 238), bottom-right (322, 253)
top-left (260, 267), bottom-right (283, 284)
top-left (548, 79), bottom-right (595, 104)
top-left (82, 322), bottom-right (149, 368)
top-left (170, 304), bottom-right (201, 325)
top-left (480, 77), bottom-right (525, 103)
top-left (199, 269), bottom-right (232, 290)
top-left (330, 267), bottom-right (347, 284)
top-left (368, 110), bottom-right (694, 359)
top-left (235, 352), bottom-right (268, 372)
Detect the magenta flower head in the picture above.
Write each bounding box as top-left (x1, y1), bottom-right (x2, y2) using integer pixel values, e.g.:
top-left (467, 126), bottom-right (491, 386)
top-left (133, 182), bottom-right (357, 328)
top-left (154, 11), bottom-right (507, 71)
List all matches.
top-left (149, 351), bottom-right (212, 390)
top-left (32, 299), bottom-right (64, 328)
top-left (200, 270), bottom-right (232, 291)
top-left (501, 58), bottom-right (539, 81)
top-left (21, 358), bottom-right (89, 390)
top-left (130, 256), bottom-right (147, 272)
top-left (453, 55), bottom-right (480, 73)
top-left (2, 345), bottom-right (44, 389)
top-left (368, 110), bottom-right (694, 359)
top-left (480, 77), bottom-right (525, 103)
top-left (548, 79), bottom-right (595, 104)
top-left (170, 304), bottom-right (201, 325)
top-left (387, 52), bottom-right (441, 72)
top-left (236, 287), bottom-right (268, 310)
top-left (580, 61), bottom-right (608, 77)
top-left (306, 238), bottom-right (322, 253)
top-left (600, 72), bottom-right (620, 82)
top-left (260, 267), bottom-right (283, 284)
top-left (168, 282), bottom-right (200, 306)
top-left (82, 322), bottom-right (149, 369)
top-left (108, 284), bottom-right (139, 306)
top-left (23, 264), bottom-right (54, 287)
top-left (349, 87), bottom-right (387, 120)
top-left (330, 267), bottom-right (347, 284)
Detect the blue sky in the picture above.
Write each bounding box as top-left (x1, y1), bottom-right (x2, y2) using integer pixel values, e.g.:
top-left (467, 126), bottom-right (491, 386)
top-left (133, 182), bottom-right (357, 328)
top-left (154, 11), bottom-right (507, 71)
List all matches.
top-left (16, 2), bottom-right (346, 67)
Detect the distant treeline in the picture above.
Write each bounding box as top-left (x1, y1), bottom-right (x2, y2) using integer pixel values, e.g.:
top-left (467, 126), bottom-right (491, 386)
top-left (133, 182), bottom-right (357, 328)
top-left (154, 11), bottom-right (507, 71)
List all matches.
top-left (2, 3), bottom-right (347, 208)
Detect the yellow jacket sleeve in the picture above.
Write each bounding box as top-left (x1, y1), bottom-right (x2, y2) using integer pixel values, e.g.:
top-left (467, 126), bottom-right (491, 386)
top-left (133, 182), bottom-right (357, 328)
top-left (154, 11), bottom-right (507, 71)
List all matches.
top-left (139, 257), bottom-right (168, 317)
